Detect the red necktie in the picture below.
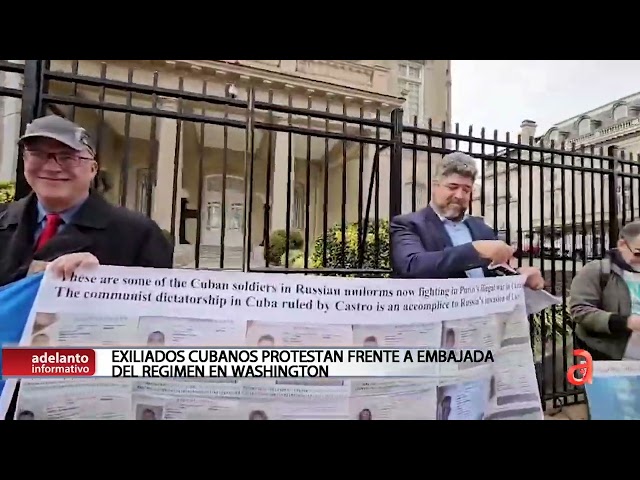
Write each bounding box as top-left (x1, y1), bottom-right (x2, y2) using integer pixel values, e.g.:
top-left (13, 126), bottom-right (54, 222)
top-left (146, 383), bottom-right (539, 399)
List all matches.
top-left (36, 213), bottom-right (63, 251)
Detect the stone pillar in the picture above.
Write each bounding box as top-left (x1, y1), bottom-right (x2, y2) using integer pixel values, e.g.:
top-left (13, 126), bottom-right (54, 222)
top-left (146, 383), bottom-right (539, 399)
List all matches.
top-left (0, 67), bottom-right (21, 182)
top-left (270, 129), bottom-right (295, 231)
top-left (152, 98), bottom-right (184, 236)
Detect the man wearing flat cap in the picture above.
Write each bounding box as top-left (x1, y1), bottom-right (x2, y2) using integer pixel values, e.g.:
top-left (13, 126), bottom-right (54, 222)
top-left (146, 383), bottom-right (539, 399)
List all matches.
top-left (0, 114), bottom-right (174, 418)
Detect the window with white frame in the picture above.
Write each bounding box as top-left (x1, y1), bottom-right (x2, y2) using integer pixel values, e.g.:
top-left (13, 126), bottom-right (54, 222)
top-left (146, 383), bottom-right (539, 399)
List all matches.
top-left (206, 202), bottom-right (221, 229)
top-left (578, 118), bottom-right (591, 136)
top-left (292, 183), bottom-right (306, 230)
top-left (613, 104), bottom-right (628, 121)
top-left (618, 179), bottom-right (632, 213)
top-left (397, 61), bottom-right (424, 124)
top-left (135, 168), bottom-right (151, 214)
top-left (229, 202), bottom-right (244, 230)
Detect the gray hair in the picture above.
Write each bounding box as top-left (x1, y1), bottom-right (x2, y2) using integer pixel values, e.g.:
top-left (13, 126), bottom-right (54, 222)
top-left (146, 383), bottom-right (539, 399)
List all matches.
top-left (620, 220), bottom-right (640, 241)
top-left (434, 151), bottom-right (478, 182)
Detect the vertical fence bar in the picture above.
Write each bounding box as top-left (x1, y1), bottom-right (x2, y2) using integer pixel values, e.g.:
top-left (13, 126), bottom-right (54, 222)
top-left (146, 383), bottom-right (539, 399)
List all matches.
top-left (245, 87), bottom-right (258, 272)
top-left (169, 77), bottom-right (184, 244)
top-left (373, 110), bottom-right (382, 268)
top-left (119, 68), bottom-right (134, 207)
top-left (389, 108), bottom-right (403, 221)
top-left (549, 143), bottom-right (558, 407)
top-left (303, 95), bottom-right (313, 270)
top-left (283, 92), bottom-right (293, 270)
top-left (145, 71), bottom-right (159, 217)
top-left (194, 80), bottom-right (208, 270)
top-left (262, 91), bottom-right (274, 268)
top-left (357, 107), bottom-right (365, 266)
top-left (243, 87), bottom-right (256, 272)
top-left (608, 146), bottom-right (620, 246)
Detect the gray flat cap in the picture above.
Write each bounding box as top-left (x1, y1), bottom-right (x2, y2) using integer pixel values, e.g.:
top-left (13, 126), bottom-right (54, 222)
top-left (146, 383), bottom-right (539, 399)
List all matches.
top-left (18, 115), bottom-right (96, 155)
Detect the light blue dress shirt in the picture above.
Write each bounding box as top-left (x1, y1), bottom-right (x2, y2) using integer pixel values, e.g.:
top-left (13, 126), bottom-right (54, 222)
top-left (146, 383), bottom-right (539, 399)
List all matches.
top-left (432, 206), bottom-right (485, 278)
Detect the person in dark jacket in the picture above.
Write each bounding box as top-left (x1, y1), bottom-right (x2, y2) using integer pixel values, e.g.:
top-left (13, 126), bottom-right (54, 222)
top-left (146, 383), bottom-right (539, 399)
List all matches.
top-left (569, 221), bottom-right (640, 360)
top-left (0, 114), bottom-right (173, 286)
top-left (390, 151), bottom-right (544, 288)
top-left (0, 114), bottom-right (174, 420)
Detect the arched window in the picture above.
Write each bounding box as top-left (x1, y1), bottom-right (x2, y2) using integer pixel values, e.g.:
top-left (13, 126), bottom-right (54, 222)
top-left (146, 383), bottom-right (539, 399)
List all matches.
top-left (613, 104), bottom-right (628, 121)
top-left (578, 118), bottom-right (591, 136)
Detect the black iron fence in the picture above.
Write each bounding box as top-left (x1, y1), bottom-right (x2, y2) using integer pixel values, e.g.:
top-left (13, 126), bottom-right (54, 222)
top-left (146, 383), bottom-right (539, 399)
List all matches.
top-left (2, 60), bottom-right (640, 412)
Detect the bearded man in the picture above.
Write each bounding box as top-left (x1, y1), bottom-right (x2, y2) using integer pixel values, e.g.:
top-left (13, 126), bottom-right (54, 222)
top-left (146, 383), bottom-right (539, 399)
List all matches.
top-left (390, 151), bottom-right (543, 288)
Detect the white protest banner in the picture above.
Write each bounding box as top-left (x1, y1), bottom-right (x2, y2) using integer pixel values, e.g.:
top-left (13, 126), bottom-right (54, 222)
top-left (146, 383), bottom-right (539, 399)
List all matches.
top-left (1, 265), bottom-right (545, 421)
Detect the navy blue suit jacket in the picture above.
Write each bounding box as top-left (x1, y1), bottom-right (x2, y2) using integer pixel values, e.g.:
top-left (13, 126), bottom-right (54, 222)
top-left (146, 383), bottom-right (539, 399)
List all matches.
top-left (390, 205), bottom-right (498, 279)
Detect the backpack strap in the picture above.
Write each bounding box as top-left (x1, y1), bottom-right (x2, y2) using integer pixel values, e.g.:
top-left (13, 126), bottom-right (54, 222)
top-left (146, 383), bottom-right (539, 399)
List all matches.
top-left (599, 258), bottom-right (611, 291)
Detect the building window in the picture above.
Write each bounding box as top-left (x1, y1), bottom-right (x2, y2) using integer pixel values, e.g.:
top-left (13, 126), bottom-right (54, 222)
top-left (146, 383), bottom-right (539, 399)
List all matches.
top-left (578, 118), bottom-right (591, 136)
top-left (613, 104), bottom-right (628, 121)
top-left (206, 202), bottom-right (221, 229)
top-left (398, 61), bottom-right (424, 124)
top-left (618, 180), bottom-right (632, 213)
top-left (229, 202), bottom-right (244, 230)
top-left (292, 183), bottom-right (306, 230)
top-left (625, 187), bottom-right (632, 212)
top-left (135, 168), bottom-right (151, 214)
top-left (205, 201), bottom-right (243, 231)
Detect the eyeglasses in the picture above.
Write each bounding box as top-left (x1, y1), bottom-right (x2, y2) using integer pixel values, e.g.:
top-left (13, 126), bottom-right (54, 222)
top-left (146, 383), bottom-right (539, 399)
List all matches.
top-left (623, 240), bottom-right (640, 258)
top-left (24, 150), bottom-right (94, 169)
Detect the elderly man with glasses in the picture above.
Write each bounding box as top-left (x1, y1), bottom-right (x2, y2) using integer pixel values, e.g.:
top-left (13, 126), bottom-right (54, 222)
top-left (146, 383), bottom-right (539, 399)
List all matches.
top-left (0, 114), bottom-right (173, 419)
top-left (0, 114), bottom-right (173, 284)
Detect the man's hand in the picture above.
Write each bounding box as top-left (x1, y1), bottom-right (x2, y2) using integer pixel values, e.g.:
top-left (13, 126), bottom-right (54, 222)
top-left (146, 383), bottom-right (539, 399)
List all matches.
top-left (48, 253), bottom-right (100, 280)
top-left (472, 240), bottom-right (515, 266)
top-left (518, 265), bottom-right (545, 290)
top-left (627, 315), bottom-right (640, 331)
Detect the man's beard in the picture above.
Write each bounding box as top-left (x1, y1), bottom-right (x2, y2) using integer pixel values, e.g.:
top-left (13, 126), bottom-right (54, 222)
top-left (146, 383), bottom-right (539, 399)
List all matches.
top-left (442, 203), bottom-right (467, 220)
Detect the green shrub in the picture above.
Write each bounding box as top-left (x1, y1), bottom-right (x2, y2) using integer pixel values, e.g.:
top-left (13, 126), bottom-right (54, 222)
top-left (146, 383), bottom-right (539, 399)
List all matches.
top-left (291, 253), bottom-right (306, 269)
top-left (310, 219), bottom-right (390, 275)
top-left (531, 303), bottom-right (574, 362)
top-left (280, 249), bottom-right (304, 267)
top-left (0, 182), bottom-right (15, 203)
top-left (266, 229), bottom-right (303, 266)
